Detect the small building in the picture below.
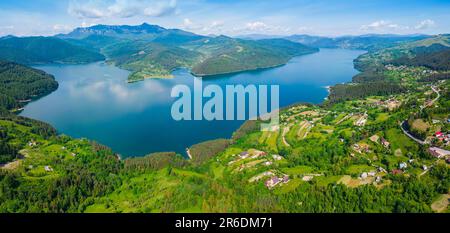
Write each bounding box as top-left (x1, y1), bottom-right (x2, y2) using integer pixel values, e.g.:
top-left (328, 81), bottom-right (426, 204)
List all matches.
top-left (360, 172), bottom-right (368, 179)
top-left (422, 165), bottom-right (428, 171)
top-left (302, 176), bottom-right (313, 181)
top-left (239, 151), bottom-right (249, 159)
top-left (282, 175), bottom-right (290, 183)
top-left (432, 119), bottom-right (441, 124)
top-left (264, 161), bottom-right (273, 166)
top-left (378, 167), bottom-right (387, 173)
top-left (251, 150), bottom-right (267, 159)
top-left (272, 154), bottom-right (283, 161)
top-left (381, 138), bottom-right (390, 148)
top-left (375, 176), bottom-right (382, 183)
top-left (44, 166), bottom-right (53, 172)
top-left (399, 162), bottom-right (408, 170)
top-left (428, 147), bottom-right (450, 159)
top-left (368, 171), bottom-right (376, 177)
top-left (265, 176), bottom-right (280, 188)
top-left (28, 141), bottom-right (37, 147)
top-left (392, 169), bottom-right (403, 175)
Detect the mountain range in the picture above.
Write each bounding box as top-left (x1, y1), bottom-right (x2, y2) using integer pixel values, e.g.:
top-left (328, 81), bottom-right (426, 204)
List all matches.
top-left (0, 23), bottom-right (441, 83)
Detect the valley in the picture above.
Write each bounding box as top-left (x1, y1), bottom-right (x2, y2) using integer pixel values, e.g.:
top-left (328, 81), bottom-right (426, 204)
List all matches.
top-left (0, 25), bottom-right (449, 213)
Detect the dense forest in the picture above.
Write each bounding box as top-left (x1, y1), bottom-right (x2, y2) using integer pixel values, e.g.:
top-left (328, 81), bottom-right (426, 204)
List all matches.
top-left (0, 32), bottom-right (449, 213)
top-left (328, 82), bottom-right (406, 103)
top-left (0, 37), bottom-right (105, 64)
top-left (0, 60), bottom-right (58, 111)
top-left (391, 50), bottom-right (450, 71)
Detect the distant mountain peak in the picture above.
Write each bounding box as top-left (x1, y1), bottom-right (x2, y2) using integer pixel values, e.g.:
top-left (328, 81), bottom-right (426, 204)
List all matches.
top-left (60, 23), bottom-right (169, 39)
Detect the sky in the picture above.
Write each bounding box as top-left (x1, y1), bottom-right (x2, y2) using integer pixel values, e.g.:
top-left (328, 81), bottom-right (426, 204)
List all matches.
top-left (0, 0), bottom-right (449, 37)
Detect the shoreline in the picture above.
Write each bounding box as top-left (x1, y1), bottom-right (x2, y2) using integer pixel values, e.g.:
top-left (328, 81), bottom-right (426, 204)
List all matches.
top-left (18, 48), bottom-right (359, 159)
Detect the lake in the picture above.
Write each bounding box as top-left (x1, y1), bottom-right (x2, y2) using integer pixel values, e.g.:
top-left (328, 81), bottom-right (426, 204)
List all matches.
top-left (20, 49), bottom-right (365, 158)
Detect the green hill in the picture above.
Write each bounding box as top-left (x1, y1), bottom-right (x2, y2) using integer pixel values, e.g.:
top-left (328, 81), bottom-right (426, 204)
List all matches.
top-left (58, 24), bottom-right (318, 82)
top-left (0, 60), bottom-right (58, 111)
top-left (285, 34), bottom-right (430, 52)
top-left (0, 37), bottom-right (105, 64)
top-left (1, 35), bottom-right (449, 212)
top-left (189, 37), bottom-right (318, 77)
top-left (101, 35), bottom-right (318, 81)
top-left (355, 34), bottom-right (450, 71)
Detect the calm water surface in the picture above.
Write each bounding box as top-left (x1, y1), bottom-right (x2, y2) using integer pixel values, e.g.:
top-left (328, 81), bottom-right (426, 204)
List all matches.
top-left (20, 49), bottom-right (365, 157)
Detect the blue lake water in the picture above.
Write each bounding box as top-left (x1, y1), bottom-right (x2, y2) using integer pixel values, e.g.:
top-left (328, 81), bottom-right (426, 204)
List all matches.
top-left (20, 49), bottom-right (365, 157)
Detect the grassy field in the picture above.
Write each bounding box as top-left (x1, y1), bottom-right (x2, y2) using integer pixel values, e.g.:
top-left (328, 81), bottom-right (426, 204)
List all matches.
top-left (431, 194), bottom-right (449, 213)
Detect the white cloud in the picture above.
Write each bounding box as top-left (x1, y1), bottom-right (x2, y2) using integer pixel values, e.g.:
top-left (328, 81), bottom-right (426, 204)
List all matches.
top-left (297, 26), bottom-right (312, 33)
top-left (68, 1), bottom-right (106, 19)
top-left (68, 0), bottom-right (177, 19)
top-left (182, 18), bottom-right (202, 30)
top-left (245, 21), bottom-right (270, 31)
top-left (360, 20), bottom-right (404, 31)
top-left (182, 19), bottom-right (225, 33)
top-left (0, 25), bottom-right (14, 30)
top-left (143, 0), bottom-right (177, 17)
top-left (229, 21), bottom-right (291, 35)
top-left (415, 19), bottom-right (435, 30)
top-left (81, 21), bottom-right (96, 28)
top-left (53, 24), bottom-right (72, 31)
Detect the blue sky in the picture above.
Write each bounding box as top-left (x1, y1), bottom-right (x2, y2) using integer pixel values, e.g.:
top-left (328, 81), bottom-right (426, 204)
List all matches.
top-left (0, 0), bottom-right (449, 37)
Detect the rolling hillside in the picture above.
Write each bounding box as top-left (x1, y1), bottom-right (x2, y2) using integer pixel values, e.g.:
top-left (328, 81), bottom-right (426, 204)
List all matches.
top-left (58, 24), bottom-right (318, 82)
top-left (354, 34), bottom-right (450, 71)
top-left (0, 36), bottom-right (105, 64)
top-left (0, 60), bottom-right (58, 111)
top-left (285, 34), bottom-right (430, 52)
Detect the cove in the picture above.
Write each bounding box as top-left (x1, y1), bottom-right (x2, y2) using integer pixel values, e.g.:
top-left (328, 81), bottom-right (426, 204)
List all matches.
top-left (20, 49), bottom-right (365, 158)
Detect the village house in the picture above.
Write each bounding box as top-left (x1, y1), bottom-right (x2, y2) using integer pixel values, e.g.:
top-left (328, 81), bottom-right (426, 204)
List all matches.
top-left (432, 119), bottom-right (441, 124)
top-left (264, 161), bottom-right (273, 166)
top-left (378, 167), bottom-right (387, 173)
top-left (28, 141), bottom-right (37, 147)
top-left (375, 176), bottom-right (382, 183)
top-left (302, 176), bottom-right (314, 181)
top-left (272, 154), bottom-right (283, 161)
top-left (392, 169), bottom-right (403, 175)
top-left (386, 99), bottom-right (401, 111)
top-left (250, 150), bottom-right (267, 159)
top-left (422, 165), bottom-right (428, 171)
top-left (360, 172), bottom-right (368, 179)
top-left (265, 176), bottom-right (280, 189)
top-left (44, 166), bottom-right (53, 172)
top-left (428, 147), bottom-right (450, 159)
top-left (282, 175), bottom-right (290, 183)
top-left (353, 144), bottom-right (370, 154)
top-left (381, 138), bottom-right (390, 149)
top-left (239, 151), bottom-right (249, 159)
top-left (399, 162), bottom-right (408, 170)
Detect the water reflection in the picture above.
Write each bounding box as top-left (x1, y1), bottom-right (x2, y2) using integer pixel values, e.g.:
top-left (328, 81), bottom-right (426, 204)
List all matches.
top-left (21, 49), bottom-right (365, 157)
